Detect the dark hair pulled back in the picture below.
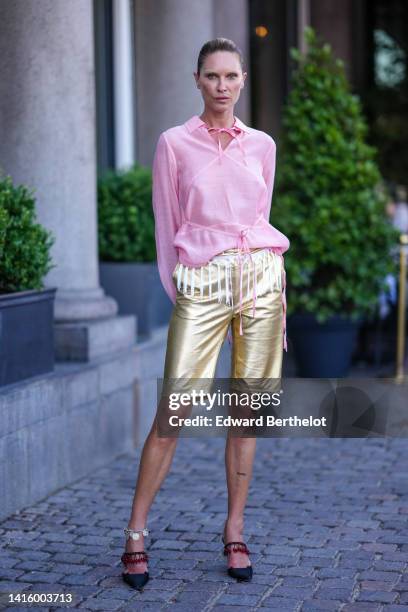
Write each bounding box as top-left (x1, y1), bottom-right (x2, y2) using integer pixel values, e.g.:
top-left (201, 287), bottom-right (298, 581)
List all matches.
top-left (197, 38), bottom-right (244, 75)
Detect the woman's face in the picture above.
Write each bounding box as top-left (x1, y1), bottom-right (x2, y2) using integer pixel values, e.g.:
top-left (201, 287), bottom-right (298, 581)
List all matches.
top-left (194, 51), bottom-right (246, 114)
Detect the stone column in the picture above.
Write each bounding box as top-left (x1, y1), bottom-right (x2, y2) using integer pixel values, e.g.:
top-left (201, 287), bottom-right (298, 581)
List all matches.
top-left (134, 0), bottom-right (214, 165)
top-left (0, 0), bottom-right (135, 360)
top-left (113, 0), bottom-right (135, 169)
top-left (213, 0), bottom-right (251, 124)
top-left (298, 0), bottom-right (311, 53)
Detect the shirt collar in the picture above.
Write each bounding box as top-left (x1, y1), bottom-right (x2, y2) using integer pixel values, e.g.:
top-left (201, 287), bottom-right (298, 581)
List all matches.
top-left (184, 114), bottom-right (250, 133)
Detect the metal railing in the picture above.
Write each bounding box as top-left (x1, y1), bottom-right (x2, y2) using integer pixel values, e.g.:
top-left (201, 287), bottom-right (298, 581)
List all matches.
top-left (396, 233), bottom-right (408, 383)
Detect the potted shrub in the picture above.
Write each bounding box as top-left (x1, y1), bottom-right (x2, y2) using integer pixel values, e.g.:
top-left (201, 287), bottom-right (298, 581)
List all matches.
top-left (0, 175), bottom-right (56, 386)
top-left (273, 27), bottom-right (399, 377)
top-left (98, 164), bottom-right (172, 339)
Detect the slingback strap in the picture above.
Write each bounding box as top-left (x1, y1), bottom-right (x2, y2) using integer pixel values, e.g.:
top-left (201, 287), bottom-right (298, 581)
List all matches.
top-left (121, 551), bottom-right (149, 566)
top-left (223, 541), bottom-right (251, 556)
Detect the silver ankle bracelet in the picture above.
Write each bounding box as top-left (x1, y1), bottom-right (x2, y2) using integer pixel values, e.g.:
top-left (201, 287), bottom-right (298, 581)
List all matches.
top-left (124, 527), bottom-right (149, 541)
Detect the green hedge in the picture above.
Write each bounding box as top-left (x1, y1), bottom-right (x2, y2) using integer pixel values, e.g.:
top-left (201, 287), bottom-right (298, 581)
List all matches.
top-left (97, 164), bottom-right (156, 262)
top-left (0, 175), bottom-right (55, 294)
top-left (273, 27), bottom-right (399, 323)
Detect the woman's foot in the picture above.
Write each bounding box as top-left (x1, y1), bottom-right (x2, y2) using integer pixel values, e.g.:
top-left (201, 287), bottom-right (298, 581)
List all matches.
top-left (223, 519), bottom-right (252, 570)
top-left (124, 532), bottom-right (148, 574)
top-left (121, 527), bottom-right (149, 590)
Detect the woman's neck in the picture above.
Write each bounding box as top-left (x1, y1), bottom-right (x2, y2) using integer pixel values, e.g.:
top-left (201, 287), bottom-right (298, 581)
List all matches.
top-left (199, 112), bottom-right (236, 130)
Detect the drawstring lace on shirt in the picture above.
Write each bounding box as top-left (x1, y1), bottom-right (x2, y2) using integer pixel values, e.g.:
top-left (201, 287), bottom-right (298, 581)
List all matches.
top-left (205, 124), bottom-right (248, 166)
top-left (236, 228), bottom-right (256, 336)
top-left (225, 239), bottom-right (287, 351)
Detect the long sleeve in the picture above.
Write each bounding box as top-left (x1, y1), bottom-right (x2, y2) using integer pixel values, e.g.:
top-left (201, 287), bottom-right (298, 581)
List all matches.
top-left (262, 138), bottom-right (277, 223)
top-left (152, 132), bottom-right (181, 304)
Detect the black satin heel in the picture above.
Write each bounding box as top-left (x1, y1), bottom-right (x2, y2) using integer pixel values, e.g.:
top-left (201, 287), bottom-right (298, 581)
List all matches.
top-left (222, 535), bottom-right (253, 582)
top-left (121, 551), bottom-right (149, 590)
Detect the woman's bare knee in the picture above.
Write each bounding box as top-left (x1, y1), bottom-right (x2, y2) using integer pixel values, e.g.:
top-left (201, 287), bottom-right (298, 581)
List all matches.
top-left (148, 416), bottom-right (180, 445)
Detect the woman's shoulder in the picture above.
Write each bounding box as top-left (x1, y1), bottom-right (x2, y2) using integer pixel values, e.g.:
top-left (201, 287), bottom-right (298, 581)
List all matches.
top-left (247, 125), bottom-right (276, 150)
top-left (155, 122), bottom-right (188, 154)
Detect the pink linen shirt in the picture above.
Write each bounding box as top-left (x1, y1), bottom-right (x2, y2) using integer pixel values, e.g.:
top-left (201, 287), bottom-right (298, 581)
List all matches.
top-left (152, 114), bottom-right (290, 349)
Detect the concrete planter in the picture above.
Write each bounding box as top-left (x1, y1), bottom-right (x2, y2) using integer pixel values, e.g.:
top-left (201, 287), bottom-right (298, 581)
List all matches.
top-left (0, 287), bottom-right (57, 387)
top-left (99, 261), bottom-right (173, 339)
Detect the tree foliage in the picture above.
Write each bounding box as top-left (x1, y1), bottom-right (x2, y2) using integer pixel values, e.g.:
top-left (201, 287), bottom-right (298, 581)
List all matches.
top-left (98, 164), bottom-right (156, 262)
top-left (272, 27), bottom-right (399, 323)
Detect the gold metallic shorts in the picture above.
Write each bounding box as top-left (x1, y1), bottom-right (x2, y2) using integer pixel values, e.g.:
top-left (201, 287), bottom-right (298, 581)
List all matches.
top-left (162, 247), bottom-right (286, 389)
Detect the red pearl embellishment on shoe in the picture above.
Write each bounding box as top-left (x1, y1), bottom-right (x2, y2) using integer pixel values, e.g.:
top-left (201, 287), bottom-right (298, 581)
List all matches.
top-left (223, 542), bottom-right (250, 555)
top-left (121, 551), bottom-right (149, 566)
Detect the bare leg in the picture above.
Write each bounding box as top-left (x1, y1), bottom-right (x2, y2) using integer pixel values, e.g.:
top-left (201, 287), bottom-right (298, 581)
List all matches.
top-left (123, 397), bottom-right (185, 574)
top-left (223, 435), bottom-right (257, 568)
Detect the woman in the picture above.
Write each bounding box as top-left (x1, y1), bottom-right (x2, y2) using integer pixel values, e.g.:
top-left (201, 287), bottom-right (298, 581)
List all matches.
top-left (121, 37), bottom-right (290, 590)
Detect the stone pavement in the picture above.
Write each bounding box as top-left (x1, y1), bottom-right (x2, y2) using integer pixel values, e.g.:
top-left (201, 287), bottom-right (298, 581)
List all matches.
top-left (1, 436), bottom-right (408, 611)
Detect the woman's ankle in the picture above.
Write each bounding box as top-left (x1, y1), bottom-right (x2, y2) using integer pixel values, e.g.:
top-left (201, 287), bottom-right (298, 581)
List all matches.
top-left (125, 535), bottom-right (145, 552)
top-left (226, 516), bottom-right (244, 528)
top-left (124, 524), bottom-right (148, 552)
top-left (127, 519), bottom-right (148, 530)
top-left (225, 517), bottom-right (244, 538)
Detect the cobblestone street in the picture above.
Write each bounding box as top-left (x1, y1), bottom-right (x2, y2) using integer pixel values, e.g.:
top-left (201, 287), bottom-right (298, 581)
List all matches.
top-left (1, 436), bottom-right (408, 611)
